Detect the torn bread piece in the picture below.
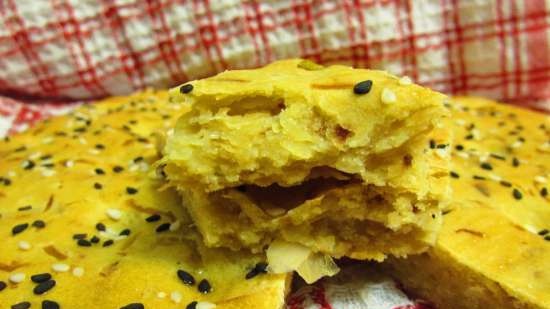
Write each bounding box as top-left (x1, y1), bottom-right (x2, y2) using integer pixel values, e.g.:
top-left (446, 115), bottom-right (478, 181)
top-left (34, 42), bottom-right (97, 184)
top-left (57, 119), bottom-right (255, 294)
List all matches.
top-left (159, 59), bottom-right (452, 270)
top-left (0, 90), bottom-right (290, 308)
top-left (382, 97), bottom-right (550, 309)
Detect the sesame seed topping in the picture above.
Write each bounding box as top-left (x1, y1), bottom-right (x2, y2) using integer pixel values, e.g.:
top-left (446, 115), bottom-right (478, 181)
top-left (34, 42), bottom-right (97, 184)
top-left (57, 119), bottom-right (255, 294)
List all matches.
top-left (22, 160), bottom-right (35, 170)
top-left (31, 273), bottom-right (52, 283)
top-left (157, 291), bottom-right (167, 299)
top-left (33, 279), bottom-right (56, 295)
top-left (473, 175), bottom-right (486, 180)
top-left (186, 301), bottom-right (198, 309)
top-left (480, 162), bottom-right (493, 170)
top-left (245, 262), bottom-right (269, 280)
top-left (171, 291), bottom-right (183, 303)
top-left (450, 171), bottom-right (460, 179)
top-left (398, 76), bottom-right (412, 85)
top-left (73, 233), bottom-right (87, 240)
top-left (546, 236), bottom-right (550, 241)
top-left (12, 223), bottom-right (29, 235)
top-left (353, 80), bottom-right (373, 95)
top-left (156, 222), bottom-right (171, 233)
top-left (177, 269), bottom-right (196, 285)
top-left (77, 239), bottom-right (92, 247)
top-left (11, 301), bottom-right (31, 309)
top-left (103, 239), bottom-right (114, 247)
top-left (429, 140), bottom-right (436, 149)
top-left (146, 214), bottom-right (161, 222)
top-left (500, 180), bottom-right (512, 187)
top-left (169, 220), bottom-right (181, 232)
top-left (198, 279), bottom-right (212, 294)
top-left (534, 176), bottom-right (547, 184)
top-left (32, 220), bottom-right (46, 228)
top-left (381, 88), bottom-right (397, 104)
top-left (95, 168), bottom-right (105, 175)
top-left (541, 187), bottom-right (548, 197)
top-left (96, 222), bottom-right (106, 231)
top-left (512, 188), bottom-right (523, 200)
top-left (95, 143), bottom-right (105, 150)
top-left (18, 205), bottom-right (32, 211)
top-left (512, 157), bottom-right (520, 167)
top-left (180, 84), bottom-right (194, 94)
top-left (119, 229), bottom-right (131, 236)
top-left (9, 273), bottom-right (26, 283)
top-left (126, 187), bottom-right (138, 195)
top-left (113, 166), bottom-right (124, 173)
top-left (72, 267), bottom-right (84, 277)
top-left (42, 300), bottom-right (60, 309)
top-left (90, 235), bottom-right (100, 243)
top-left (18, 240), bottom-right (31, 251)
top-left (539, 229), bottom-right (549, 236)
top-left (106, 208), bottom-right (123, 221)
top-left (0, 281), bottom-right (6, 292)
top-left (93, 182), bottom-right (102, 190)
top-left (490, 153), bottom-right (506, 160)
top-left (52, 263), bottom-right (70, 272)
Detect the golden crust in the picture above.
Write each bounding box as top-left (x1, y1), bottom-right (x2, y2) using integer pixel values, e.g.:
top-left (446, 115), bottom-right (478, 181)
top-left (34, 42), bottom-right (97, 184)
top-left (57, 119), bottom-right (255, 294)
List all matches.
top-left (0, 90), bottom-right (289, 308)
top-left (384, 97), bottom-right (550, 309)
top-left (161, 59), bottom-right (451, 260)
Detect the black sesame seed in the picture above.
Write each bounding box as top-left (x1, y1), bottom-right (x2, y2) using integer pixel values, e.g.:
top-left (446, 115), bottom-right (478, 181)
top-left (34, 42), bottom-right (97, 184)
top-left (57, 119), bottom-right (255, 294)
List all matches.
top-left (198, 279), bottom-right (212, 294)
top-left (18, 205), bottom-right (32, 211)
top-left (156, 222), bottom-right (171, 233)
top-left (145, 214), bottom-right (161, 222)
top-left (90, 235), bottom-right (100, 243)
top-left (126, 187), bottom-right (138, 195)
top-left (499, 180), bottom-right (512, 187)
top-left (95, 168), bottom-right (105, 175)
top-left (545, 235), bottom-right (550, 241)
top-left (33, 279), bottom-right (56, 295)
top-left (518, 137), bottom-right (525, 142)
top-left (103, 239), bottom-right (114, 247)
top-left (450, 171), bottom-right (460, 179)
top-left (119, 229), bottom-right (131, 236)
top-left (113, 166), bottom-right (124, 173)
top-left (96, 222), bottom-right (106, 231)
top-left (31, 273), bottom-right (52, 283)
top-left (94, 182), bottom-right (102, 190)
top-left (490, 153), bottom-right (506, 160)
top-left (429, 140), bottom-right (436, 149)
top-left (455, 144), bottom-right (464, 151)
top-left (32, 220), bottom-right (46, 229)
top-left (480, 162), bottom-right (493, 171)
top-left (0, 281), bottom-right (6, 292)
top-left (95, 144), bottom-right (105, 150)
top-left (14, 146), bottom-right (26, 152)
top-left (119, 303), bottom-right (144, 309)
top-left (42, 163), bottom-right (55, 168)
top-left (133, 156), bottom-right (144, 163)
top-left (467, 123), bottom-right (475, 130)
top-left (77, 239), bottom-right (92, 247)
top-left (137, 137), bottom-right (149, 143)
top-left (436, 144), bottom-right (448, 149)
top-left (246, 262), bottom-right (268, 279)
top-left (465, 134), bottom-right (474, 140)
top-left (177, 269), bottom-right (196, 285)
top-left (74, 127), bottom-right (86, 133)
top-left (11, 301), bottom-right (31, 309)
top-left (73, 233), bottom-right (87, 240)
top-left (473, 175), bottom-right (486, 180)
top-left (541, 187), bottom-right (548, 197)
top-left (512, 188), bottom-right (523, 200)
top-left (353, 80), bottom-right (373, 95)
top-left (3, 178), bottom-right (11, 186)
top-left (180, 84), bottom-right (194, 94)
top-left (539, 229), bottom-right (549, 236)
top-left (23, 160), bottom-right (35, 170)
top-left (186, 301), bottom-right (198, 309)
top-left (12, 223), bottom-right (29, 235)
top-left (40, 155), bottom-right (52, 160)
top-left (512, 157), bottom-right (520, 167)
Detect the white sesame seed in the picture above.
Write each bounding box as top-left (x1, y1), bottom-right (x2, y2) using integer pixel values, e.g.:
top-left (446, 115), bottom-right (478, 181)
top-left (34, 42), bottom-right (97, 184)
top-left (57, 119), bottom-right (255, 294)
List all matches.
top-left (7, 171), bottom-right (16, 177)
top-left (88, 149), bottom-right (100, 155)
top-left (9, 273), bottom-right (26, 283)
top-left (106, 208), bottom-right (123, 221)
top-left (41, 169), bottom-right (56, 177)
top-left (170, 291), bottom-right (182, 303)
top-left (79, 137), bottom-right (88, 145)
top-left (128, 164), bottom-right (139, 172)
top-left (455, 119), bottom-right (466, 126)
top-left (398, 76), bottom-right (412, 86)
top-left (157, 291), bottom-right (167, 299)
top-left (456, 151), bottom-right (470, 159)
top-left (535, 176), bottom-right (547, 184)
top-left (72, 267), bottom-right (84, 277)
top-left (42, 137), bottom-right (54, 144)
top-left (538, 142), bottom-right (550, 151)
top-left (21, 160), bottom-right (33, 169)
top-left (18, 240), bottom-right (31, 251)
top-left (511, 140), bottom-right (523, 148)
top-left (434, 148), bottom-right (448, 159)
top-left (29, 152), bottom-right (42, 160)
top-left (65, 160), bottom-right (74, 168)
top-left (381, 88), bottom-right (397, 104)
top-left (196, 302), bottom-right (217, 309)
top-left (169, 220), bottom-right (181, 232)
top-left (488, 174), bottom-right (502, 182)
top-left (52, 263), bottom-right (70, 272)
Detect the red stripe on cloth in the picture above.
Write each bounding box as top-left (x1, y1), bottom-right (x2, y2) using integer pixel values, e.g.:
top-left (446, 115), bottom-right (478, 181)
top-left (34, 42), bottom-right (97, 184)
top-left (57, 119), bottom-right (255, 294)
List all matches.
top-left (451, 0), bottom-right (467, 93)
top-left (404, 1), bottom-right (418, 81)
top-left (441, 0), bottom-right (457, 94)
top-left (251, 1), bottom-right (274, 63)
top-left (311, 285), bottom-right (332, 309)
top-left (4, 0), bottom-right (58, 95)
top-left (495, 0), bottom-right (509, 100)
top-left (525, 0), bottom-right (550, 101)
top-left (341, 0), bottom-right (359, 67)
top-left (145, 0), bottom-right (188, 82)
top-left (510, 1), bottom-right (522, 98)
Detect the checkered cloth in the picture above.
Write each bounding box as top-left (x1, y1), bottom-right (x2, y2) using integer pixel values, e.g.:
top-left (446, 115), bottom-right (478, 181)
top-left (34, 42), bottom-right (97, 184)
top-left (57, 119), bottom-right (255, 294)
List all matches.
top-left (1, 0), bottom-right (549, 137)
